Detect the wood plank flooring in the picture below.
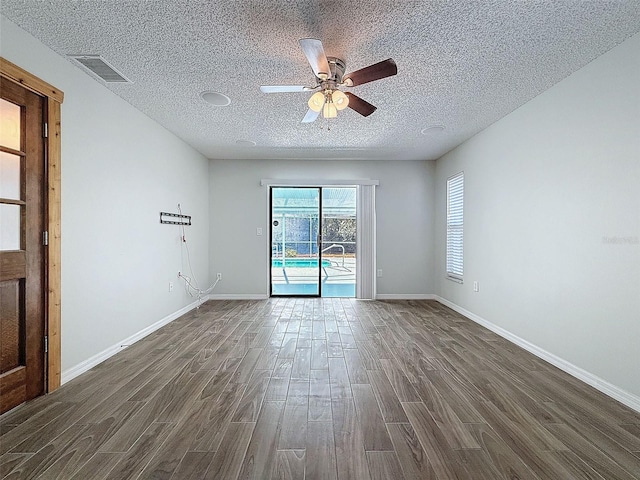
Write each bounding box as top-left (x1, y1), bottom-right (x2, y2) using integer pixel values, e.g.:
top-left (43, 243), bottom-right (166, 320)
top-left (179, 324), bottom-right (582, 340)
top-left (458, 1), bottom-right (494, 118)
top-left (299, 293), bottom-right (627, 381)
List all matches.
top-left (1, 299), bottom-right (639, 479)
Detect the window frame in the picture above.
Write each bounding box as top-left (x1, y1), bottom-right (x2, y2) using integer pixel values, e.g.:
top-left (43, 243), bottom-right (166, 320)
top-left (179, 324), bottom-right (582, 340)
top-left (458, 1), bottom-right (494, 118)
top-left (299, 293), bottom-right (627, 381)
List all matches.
top-left (446, 171), bottom-right (464, 283)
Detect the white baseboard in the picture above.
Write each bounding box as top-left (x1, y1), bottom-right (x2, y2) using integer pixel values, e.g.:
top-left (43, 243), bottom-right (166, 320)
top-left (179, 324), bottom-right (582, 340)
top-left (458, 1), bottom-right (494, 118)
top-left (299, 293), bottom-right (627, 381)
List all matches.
top-left (61, 300), bottom-right (200, 385)
top-left (376, 294), bottom-right (437, 300)
top-left (208, 293), bottom-right (435, 301)
top-left (433, 295), bottom-right (640, 413)
top-left (207, 293), bottom-right (269, 300)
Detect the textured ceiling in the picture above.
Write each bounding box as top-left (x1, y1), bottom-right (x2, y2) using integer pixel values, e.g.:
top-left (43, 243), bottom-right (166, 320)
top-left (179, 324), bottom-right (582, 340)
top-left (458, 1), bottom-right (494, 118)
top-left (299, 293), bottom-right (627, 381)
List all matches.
top-left (2, 1), bottom-right (639, 161)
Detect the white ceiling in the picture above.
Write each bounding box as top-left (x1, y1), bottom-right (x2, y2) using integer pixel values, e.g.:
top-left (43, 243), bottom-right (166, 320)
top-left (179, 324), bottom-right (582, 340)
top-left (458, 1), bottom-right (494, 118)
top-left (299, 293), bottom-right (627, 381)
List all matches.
top-left (2, 1), bottom-right (639, 161)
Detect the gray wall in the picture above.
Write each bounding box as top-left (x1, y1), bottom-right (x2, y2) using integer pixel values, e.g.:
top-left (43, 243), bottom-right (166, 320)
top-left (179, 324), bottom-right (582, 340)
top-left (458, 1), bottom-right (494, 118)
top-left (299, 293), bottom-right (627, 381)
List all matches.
top-left (435, 33), bottom-right (640, 398)
top-left (1, 16), bottom-right (211, 373)
top-left (209, 159), bottom-right (436, 297)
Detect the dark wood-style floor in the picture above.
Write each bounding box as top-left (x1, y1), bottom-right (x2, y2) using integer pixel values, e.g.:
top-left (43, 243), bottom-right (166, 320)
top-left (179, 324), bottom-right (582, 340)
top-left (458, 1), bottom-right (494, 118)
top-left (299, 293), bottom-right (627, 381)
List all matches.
top-left (1, 299), bottom-right (639, 479)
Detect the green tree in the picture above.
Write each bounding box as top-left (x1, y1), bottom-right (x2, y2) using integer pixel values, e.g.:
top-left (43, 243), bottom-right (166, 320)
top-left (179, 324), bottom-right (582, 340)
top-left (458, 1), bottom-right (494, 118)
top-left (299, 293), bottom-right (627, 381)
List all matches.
top-left (322, 217), bottom-right (356, 254)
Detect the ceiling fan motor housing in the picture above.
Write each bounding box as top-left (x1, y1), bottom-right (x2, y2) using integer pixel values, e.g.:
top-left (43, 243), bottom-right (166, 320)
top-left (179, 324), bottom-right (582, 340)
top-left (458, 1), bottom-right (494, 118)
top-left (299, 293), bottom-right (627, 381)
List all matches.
top-left (319, 56), bottom-right (347, 88)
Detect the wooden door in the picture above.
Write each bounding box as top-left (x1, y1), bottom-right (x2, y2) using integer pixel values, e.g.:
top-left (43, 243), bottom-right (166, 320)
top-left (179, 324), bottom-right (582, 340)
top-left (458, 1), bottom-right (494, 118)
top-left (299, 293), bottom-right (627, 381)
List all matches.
top-left (1, 77), bottom-right (46, 414)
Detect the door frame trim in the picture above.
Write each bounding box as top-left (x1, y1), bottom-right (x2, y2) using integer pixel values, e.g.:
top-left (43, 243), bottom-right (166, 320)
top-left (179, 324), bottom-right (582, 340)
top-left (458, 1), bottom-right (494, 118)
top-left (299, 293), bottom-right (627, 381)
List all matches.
top-left (1, 57), bottom-right (63, 392)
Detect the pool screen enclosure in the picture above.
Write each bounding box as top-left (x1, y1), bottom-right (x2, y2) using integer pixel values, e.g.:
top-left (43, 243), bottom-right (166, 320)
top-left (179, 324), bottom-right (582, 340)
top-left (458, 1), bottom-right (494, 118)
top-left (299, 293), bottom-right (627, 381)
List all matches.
top-left (270, 187), bottom-right (356, 297)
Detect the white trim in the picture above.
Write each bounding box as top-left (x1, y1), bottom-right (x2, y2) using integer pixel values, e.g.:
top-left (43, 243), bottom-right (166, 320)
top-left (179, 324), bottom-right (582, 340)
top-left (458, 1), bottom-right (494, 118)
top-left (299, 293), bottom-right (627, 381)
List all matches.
top-left (433, 296), bottom-right (640, 413)
top-left (265, 185), bottom-right (271, 296)
top-left (356, 184), bottom-right (376, 300)
top-left (61, 300), bottom-right (200, 384)
top-left (376, 294), bottom-right (437, 300)
top-left (260, 179), bottom-right (379, 186)
top-left (208, 293), bottom-right (269, 300)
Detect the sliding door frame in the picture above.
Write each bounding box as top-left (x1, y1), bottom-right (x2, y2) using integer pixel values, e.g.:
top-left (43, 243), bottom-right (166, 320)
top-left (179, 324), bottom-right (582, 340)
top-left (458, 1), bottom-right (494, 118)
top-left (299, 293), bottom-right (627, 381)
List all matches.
top-left (261, 178), bottom-right (379, 299)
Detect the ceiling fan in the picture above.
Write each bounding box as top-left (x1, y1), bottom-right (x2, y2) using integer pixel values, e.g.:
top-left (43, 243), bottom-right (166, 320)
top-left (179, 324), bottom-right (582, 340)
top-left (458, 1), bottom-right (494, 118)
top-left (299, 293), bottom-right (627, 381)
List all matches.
top-left (260, 39), bottom-right (397, 123)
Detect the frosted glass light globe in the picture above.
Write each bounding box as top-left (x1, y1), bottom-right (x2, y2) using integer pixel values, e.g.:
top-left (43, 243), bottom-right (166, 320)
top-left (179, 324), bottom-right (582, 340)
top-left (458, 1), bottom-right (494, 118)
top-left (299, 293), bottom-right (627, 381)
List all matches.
top-left (332, 90), bottom-right (349, 110)
top-left (308, 91), bottom-right (325, 112)
top-left (323, 101), bottom-right (337, 118)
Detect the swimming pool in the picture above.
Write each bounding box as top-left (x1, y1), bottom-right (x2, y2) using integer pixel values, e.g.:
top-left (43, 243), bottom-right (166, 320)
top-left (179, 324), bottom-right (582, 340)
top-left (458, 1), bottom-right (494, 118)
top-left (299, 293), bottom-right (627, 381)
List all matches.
top-left (271, 283), bottom-right (355, 297)
top-left (272, 258), bottom-right (332, 268)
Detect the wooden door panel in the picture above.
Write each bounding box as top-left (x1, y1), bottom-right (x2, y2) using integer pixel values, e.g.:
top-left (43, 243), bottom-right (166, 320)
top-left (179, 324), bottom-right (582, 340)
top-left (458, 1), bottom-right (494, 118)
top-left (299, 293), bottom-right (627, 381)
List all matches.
top-left (1, 280), bottom-right (22, 373)
top-left (0, 251), bottom-right (26, 281)
top-left (0, 367), bottom-right (26, 413)
top-left (0, 76), bottom-right (45, 414)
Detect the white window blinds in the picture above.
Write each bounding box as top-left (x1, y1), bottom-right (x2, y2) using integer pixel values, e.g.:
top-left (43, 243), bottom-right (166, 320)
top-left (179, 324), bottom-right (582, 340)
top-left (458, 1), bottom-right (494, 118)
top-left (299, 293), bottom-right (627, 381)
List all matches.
top-left (446, 172), bottom-right (464, 282)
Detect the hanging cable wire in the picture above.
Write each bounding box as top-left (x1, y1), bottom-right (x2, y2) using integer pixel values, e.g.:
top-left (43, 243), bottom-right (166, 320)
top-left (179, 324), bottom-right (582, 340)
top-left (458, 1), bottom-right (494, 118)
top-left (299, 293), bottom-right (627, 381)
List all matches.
top-left (176, 204), bottom-right (219, 307)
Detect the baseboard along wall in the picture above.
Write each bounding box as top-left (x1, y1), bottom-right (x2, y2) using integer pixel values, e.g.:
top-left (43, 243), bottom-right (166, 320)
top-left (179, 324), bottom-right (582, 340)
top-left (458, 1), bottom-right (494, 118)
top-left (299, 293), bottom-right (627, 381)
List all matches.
top-left (433, 295), bottom-right (640, 413)
top-left (376, 294), bottom-right (437, 300)
top-left (207, 294), bottom-right (269, 300)
top-left (60, 300), bottom-right (201, 384)
top-left (61, 293), bottom-right (640, 412)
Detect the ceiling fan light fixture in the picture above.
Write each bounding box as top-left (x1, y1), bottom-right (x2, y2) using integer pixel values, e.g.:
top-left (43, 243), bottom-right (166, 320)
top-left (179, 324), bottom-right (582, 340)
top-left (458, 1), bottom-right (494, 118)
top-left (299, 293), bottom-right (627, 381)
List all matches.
top-left (323, 100), bottom-right (338, 119)
top-left (332, 90), bottom-right (349, 111)
top-left (260, 39), bottom-right (396, 123)
top-left (308, 91), bottom-right (325, 112)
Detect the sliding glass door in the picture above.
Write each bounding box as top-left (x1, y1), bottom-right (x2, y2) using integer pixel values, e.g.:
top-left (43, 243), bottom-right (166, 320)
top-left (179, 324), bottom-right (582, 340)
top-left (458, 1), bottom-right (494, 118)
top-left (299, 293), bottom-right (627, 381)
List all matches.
top-left (271, 187), bottom-right (321, 295)
top-left (320, 187), bottom-right (356, 297)
top-left (270, 186), bottom-right (356, 297)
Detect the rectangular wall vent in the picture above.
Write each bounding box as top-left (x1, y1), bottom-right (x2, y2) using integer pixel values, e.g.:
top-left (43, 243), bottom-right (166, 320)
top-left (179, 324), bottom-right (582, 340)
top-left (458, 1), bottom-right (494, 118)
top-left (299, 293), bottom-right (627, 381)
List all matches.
top-left (68, 55), bottom-right (132, 83)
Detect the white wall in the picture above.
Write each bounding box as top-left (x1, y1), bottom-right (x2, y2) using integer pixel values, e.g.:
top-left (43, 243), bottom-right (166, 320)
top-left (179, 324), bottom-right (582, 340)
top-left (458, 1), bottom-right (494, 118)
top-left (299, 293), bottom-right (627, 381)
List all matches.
top-left (1, 16), bottom-right (210, 374)
top-left (209, 159), bottom-right (435, 298)
top-left (435, 33), bottom-right (640, 401)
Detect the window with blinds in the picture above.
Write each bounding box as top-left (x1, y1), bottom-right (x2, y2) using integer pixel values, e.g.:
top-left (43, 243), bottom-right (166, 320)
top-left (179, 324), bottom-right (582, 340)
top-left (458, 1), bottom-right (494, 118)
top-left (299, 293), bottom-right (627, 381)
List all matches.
top-left (446, 172), bottom-right (464, 282)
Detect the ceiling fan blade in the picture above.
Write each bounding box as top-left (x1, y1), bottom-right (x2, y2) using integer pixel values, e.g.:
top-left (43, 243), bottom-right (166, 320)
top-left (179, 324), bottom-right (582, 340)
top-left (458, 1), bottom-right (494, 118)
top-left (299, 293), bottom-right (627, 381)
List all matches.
top-left (343, 58), bottom-right (397, 87)
top-left (260, 85), bottom-right (309, 93)
top-left (345, 92), bottom-right (377, 117)
top-left (299, 38), bottom-right (331, 79)
top-left (302, 108), bottom-right (321, 123)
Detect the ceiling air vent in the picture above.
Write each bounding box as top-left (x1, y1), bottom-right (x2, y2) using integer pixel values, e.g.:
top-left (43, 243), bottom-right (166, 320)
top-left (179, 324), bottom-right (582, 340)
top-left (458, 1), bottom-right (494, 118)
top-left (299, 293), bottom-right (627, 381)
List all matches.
top-left (68, 55), bottom-right (132, 83)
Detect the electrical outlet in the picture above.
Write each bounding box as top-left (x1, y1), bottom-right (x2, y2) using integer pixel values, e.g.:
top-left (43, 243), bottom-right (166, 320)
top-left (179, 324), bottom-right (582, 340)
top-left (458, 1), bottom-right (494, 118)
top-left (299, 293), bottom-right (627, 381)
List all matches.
top-left (169, 281), bottom-right (174, 292)
top-left (473, 281), bottom-right (479, 292)
top-left (377, 269), bottom-right (383, 278)
top-left (256, 227), bottom-right (263, 236)
top-left (216, 273), bottom-right (222, 281)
